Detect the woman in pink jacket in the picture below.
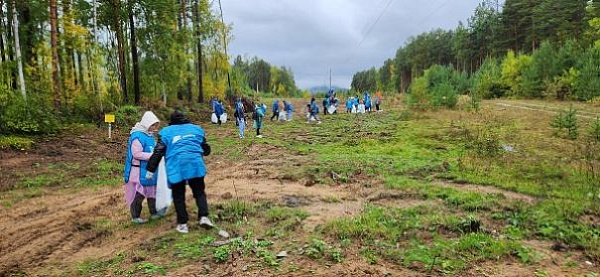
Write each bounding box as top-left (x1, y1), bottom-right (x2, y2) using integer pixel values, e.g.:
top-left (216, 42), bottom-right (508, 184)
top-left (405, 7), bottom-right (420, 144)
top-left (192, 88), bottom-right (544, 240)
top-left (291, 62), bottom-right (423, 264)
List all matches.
top-left (123, 111), bottom-right (161, 223)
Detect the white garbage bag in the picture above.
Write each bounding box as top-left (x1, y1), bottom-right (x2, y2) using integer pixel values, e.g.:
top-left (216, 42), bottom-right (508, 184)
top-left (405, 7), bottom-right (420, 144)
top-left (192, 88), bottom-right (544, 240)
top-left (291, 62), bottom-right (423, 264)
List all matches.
top-left (358, 104), bottom-right (366, 114)
top-left (211, 113), bottom-right (218, 124)
top-left (220, 113), bottom-right (228, 123)
top-left (328, 106), bottom-right (336, 115)
top-left (351, 106), bottom-right (357, 114)
top-left (155, 158), bottom-right (172, 215)
top-left (279, 112), bottom-right (287, 121)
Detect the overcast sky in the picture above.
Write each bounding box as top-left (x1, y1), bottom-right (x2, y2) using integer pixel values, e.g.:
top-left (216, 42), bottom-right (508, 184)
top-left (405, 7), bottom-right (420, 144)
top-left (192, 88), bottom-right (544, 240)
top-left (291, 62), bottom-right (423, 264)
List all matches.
top-left (222, 0), bottom-right (485, 89)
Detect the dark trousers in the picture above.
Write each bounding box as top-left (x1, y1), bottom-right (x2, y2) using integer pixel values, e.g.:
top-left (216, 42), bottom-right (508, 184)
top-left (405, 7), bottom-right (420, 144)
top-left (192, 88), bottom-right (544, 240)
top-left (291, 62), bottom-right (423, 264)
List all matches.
top-left (130, 192), bottom-right (157, 219)
top-left (256, 128), bottom-right (261, 136)
top-left (270, 111), bottom-right (279, 120)
top-left (171, 177), bottom-right (209, 224)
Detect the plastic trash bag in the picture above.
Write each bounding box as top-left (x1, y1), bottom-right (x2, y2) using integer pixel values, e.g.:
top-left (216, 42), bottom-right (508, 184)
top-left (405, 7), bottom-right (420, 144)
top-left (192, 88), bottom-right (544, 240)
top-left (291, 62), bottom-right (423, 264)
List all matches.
top-left (328, 106), bottom-right (336, 115)
top-left (358, 104), bottom-right (366, 114)
top-left (211, 113), bottom-right (218, 124)
top-left (279, 112), bottom-right (287, 121)
top-left (220, 113), bottom-right (228, 123)
top-left (351, 106), bottom-right (357, 114)
top-left (156, 158), bottom-right (172, 215)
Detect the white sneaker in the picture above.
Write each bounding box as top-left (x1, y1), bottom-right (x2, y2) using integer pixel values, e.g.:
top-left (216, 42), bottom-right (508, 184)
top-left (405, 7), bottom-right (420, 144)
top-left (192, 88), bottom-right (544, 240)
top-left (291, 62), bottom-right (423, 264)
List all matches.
top-left (176, 224), bottom-right (189, 234)
top-left (199, 216), bottom-right (215, 229)
top-left (256, 135), bottom-right (263, 138)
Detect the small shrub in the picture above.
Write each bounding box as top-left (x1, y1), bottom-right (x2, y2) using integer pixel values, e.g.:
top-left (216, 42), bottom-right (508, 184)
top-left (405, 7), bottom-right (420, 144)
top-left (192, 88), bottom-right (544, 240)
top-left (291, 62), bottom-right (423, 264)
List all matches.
top-left (0, 95), bottom-right (59, 135)
top-left (551, 106), bottom-right (578, 140)
top-left (114, 105), bottom-right (141, 130)
top-left (331, 249), bottom-right (344, 263)
top-left (0, 135), bottom-right (34, 150)
top-left (213, 245), bottom-right (231, 263)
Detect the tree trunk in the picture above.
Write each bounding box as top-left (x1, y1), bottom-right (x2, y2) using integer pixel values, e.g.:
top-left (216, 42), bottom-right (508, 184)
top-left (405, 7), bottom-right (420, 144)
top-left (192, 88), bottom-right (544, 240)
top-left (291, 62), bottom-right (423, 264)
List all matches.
top-left (113, 0), bottom-right (128, 102)
top-left (63, 0), bottom-right (76, 88)
top-left (6, 0), bottom-right (16, 89)
top-left (76, 51), bottom-right (84, 90)
top-left (182, 0), bottom-right (192, 102)
top-left (16, 0), bottom-right (33, 66)
top-left (193, 0), bottom-right (203, 103)
top-left (11, 0), bottom-right (25, 99)
top-left (176, 0), bottom-right (183, 101)
top-left (50, 0), bottom-right (61, 108)
top-left (0, 0), bottom-right (6, 64)
top-left (129, 3), bottom-right (140, 105)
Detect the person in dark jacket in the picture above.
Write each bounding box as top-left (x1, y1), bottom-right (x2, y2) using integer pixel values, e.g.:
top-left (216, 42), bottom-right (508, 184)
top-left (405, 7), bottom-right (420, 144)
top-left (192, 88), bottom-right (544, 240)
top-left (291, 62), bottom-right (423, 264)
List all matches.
top-left (146, 111), bottom-right (212, 234)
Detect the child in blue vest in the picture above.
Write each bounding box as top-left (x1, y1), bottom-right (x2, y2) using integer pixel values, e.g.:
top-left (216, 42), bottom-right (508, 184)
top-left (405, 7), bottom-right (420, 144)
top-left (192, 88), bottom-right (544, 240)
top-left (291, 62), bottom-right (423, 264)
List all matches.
top-left (346, 97), bottom-right (353, 113)
top-left (123, 111), bottom-right (160, 224)
top-left (270, 99), bottom-right (280, 121)
top-left (146, 111), bottom-right (213, 234)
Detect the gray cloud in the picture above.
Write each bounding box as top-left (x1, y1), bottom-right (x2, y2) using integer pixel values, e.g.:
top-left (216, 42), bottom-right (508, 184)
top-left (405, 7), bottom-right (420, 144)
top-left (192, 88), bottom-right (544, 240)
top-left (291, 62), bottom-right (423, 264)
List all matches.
top-left (222, 0), bottom-right (483, 89)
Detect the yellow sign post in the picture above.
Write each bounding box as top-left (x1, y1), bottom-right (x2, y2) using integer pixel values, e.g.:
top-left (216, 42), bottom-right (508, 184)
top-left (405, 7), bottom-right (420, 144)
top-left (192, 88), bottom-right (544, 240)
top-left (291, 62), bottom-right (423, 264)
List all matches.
top-left (105, 114), bottom-right (115, 139)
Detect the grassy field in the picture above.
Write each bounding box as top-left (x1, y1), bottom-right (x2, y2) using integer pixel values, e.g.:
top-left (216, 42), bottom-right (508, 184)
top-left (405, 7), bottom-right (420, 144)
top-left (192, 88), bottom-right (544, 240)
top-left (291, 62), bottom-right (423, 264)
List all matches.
top-left (1, 97), bottom-right (599, 276)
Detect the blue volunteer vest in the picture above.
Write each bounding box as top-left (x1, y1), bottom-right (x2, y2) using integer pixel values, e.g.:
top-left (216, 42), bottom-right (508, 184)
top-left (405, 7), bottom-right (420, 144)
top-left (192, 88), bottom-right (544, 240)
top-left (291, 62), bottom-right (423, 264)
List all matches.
top-left (123, 131), bottom-right (157, 186)
top-left (159, 123), bottom-right (207, 187)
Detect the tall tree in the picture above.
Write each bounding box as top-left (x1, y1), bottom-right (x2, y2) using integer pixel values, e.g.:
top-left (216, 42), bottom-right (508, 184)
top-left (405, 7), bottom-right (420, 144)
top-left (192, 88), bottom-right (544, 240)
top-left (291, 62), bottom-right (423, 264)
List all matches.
top-left (193, 0), bottom-right (203, 103)
top-left (50, 0), bottom-right (61, 108)
top-left (0, 0), bottom-right (6, 64)
top-left (112, 0), bottom-right (128, 102)
top-left (11, 0), bottom-right (25, 98)
top-left (182, 0), bottom-right (192, 102)
top-left (129, 0), bottom-right (140, 104)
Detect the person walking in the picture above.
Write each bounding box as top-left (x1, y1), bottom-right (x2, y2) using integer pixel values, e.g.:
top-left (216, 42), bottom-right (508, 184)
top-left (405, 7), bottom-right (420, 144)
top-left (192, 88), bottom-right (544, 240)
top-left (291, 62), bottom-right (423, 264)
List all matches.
top-left (254, 103), bottom-right (266, 138)
top-left (284, 100), bottom-right (294, 121)
top-left (146, 111), bottom-right (213, 234)
top-left (124, 111), bottom-right (161, 224)
top-left (270, 99), bottom-right (280, 121)
top-left (234, 98), bottom-right (246, 139)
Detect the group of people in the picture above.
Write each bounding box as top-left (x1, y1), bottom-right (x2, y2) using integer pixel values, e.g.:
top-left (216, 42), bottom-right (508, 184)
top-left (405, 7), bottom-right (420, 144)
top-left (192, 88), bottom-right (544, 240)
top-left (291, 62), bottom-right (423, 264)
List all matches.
top-left (124, 110), bottom-right (213, 234)
top-left (345, 91), bottom-right (383, 114)
top-left (123, 92), bottom-right (384, 234)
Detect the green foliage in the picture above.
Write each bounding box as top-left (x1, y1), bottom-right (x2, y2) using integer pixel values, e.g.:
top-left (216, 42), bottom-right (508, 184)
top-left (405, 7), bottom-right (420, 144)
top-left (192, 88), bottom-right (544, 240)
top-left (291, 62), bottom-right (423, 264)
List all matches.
top-left (351, 67), bottom-right (378, 93)
top-left (213, 245), bottom-right (231, 263)
top-left (589, 117), bottom-right (600, 142)
top-left (0, 95), bottom-right (59, 135)
top-left (0, 135), bottom-right (35, 150)
top-left (114, 105), bottom-right (141, 129)
top-left (551, 106), bottom-right (579, 140)
top-left (500, 51), bottom-right (532, 97)
top-left (521, 41), bottom-right (559, 98)
top-left (407, 65), bottom-right (465, 110)
top-left (472, 58), bottom-right (504, 99)
top-left (574, 45), bottom-right (600, 101)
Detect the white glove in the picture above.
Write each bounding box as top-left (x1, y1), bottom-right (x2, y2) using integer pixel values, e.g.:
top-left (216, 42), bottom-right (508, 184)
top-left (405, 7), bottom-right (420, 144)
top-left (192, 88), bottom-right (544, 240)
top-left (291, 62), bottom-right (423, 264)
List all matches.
top-left (145, 171), bottom-right (155, 180)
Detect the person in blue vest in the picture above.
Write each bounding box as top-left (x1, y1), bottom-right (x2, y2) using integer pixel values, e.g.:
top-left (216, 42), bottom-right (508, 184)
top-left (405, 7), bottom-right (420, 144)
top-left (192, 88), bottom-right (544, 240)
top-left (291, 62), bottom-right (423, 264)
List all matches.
top-left (146, 111), bottom-right (212, 234)
top-left (322, 97), bottom-right (330, 115)
top-left (270, 99), bottom-right (280, 121)
top-left (234, 97), bottom-right (246, 139)
top-left (283, 100), bottom-right (294, 121)
top-left (123, 111), bottom-right (160, 224)
top-left (308, 98), bottom-right (321, 124)
top-left (345, 97), bottom-right (353, 113)
top-left (364, 92), bottom-right (372, 112)
top-left (215, 100), bottom-right (224, 126)
top-left (254, 102), bottom-right (266, 138)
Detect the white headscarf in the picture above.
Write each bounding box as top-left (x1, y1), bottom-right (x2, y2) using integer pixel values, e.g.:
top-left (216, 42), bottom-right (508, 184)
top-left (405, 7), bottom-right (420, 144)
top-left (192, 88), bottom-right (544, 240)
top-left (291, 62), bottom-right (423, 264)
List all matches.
top-left (130, 111), bottom-right (160, 134)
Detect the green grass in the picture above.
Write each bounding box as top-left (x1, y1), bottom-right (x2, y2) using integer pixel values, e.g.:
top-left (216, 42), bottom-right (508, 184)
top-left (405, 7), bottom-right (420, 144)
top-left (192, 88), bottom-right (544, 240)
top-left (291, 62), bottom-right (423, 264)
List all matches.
top-left (0, 135), bottom-right (34, 150)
